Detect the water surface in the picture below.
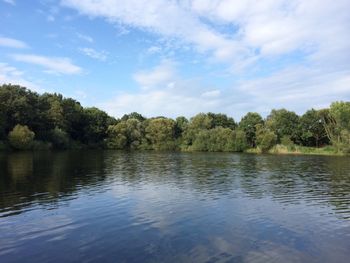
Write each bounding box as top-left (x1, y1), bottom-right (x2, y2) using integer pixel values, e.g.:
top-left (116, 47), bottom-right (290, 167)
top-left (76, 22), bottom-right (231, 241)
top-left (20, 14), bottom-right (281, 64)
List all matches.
top-left (1, 151), bottom-right (350, 262)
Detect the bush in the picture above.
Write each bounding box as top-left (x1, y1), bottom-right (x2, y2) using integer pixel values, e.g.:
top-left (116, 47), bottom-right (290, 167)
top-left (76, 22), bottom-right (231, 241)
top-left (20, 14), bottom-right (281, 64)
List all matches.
top-left (256, 126), bottom-right (277, 153)
top-left (49, 127), bottom-right (70, 149)
top-left (31, 140), bottom-right (52, 150)
top-left (281, 135), bottom-right (294, 146)
top-left (8, 124), bottom-right (35, 150)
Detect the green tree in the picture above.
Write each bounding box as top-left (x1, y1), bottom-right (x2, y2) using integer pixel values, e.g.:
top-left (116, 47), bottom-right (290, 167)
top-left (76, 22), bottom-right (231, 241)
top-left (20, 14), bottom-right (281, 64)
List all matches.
top-left (106, 118), bottom-right (143, 150)
top-left (121, 112), bottom-right (146, 122)
top-left (8, 124), bottom-right (35, 150)
top-left (175, 116), bottom-right (188, 138)
top-left (0, 84), bottom-right (39, 138)
top-left (239, 112), bottom-right (264, 147)
top-left (182, 113), bottom-right (213, 148)
top-left (321, 102), bottom-right (350, 153)
top-left (256, 124), bottom-right (277, 152)
top-left (299, 109), bottom-right (328, 147)
top-left (191, 127), bottom-right (247, 152)
top-left (266, 109), bottom-right (300, 143)
top-left (207, 113), bottom-right (236, 129)
top-left (83, 107), bottom-right (115, 145)
top-left (145, 118), bottom-right (176, 150)
top-left (49, 127), bottom-right (70, 149)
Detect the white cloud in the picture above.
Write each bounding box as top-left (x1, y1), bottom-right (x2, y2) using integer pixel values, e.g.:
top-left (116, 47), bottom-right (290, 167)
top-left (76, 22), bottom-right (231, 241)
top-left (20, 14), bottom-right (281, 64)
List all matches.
top-left (61, 0), bottom-right (246, 65)
top-left (79, 47), bottom-right (108, 61)
top-left (102, 61), bottom-right (228, 118)
top-left (133, 60), bottom-right (175, 89)
top-left (237, 67), bottom-right (350, 115)
top-left (102, 60), bottom-right (350, 120)
top-left (147, 46), bottom-right (162, 55)
top-left (61, 0), bottom-right (350, 66)
top-left (11, 54), bottom-right (82, 75)
top-left (2, 0), bottom-right (15, 5)
top-left (0, 63), bottom-right (42, 92)
top-left (62, 0), bottom-right (350, 117)
top-left (0, 37), bottom-right (28, 49)
top-left (77, 33), bottom-right (94, 43)
top-left (201, 90), bottom-right (221, 98)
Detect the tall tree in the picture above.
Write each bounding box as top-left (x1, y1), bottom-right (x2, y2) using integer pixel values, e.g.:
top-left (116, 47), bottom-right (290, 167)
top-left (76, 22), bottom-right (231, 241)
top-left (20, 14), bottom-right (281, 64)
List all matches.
top-left (239, 112), bottom-right (264, 147)
top-left (266, 109), bottom-right (300, 143)
top-left (299, 109), bottom-right (328, 147)
top-left (145, 118), bottom-right (176, 150)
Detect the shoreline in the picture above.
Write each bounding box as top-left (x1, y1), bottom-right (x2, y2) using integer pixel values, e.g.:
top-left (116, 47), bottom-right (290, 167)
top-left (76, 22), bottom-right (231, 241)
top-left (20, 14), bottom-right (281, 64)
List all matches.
top-left (1, 145), bottom-right (346, 157)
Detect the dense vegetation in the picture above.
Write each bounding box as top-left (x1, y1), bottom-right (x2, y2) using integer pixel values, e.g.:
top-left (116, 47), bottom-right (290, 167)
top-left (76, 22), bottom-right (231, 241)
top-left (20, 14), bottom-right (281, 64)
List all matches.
top-left (1, 84), bottom-right (349, 154)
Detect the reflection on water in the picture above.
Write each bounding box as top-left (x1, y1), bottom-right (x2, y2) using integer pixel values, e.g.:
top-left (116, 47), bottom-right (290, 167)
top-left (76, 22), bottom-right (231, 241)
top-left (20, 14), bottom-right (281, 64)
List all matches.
top-left (0, 151), bottom-right (350, 262)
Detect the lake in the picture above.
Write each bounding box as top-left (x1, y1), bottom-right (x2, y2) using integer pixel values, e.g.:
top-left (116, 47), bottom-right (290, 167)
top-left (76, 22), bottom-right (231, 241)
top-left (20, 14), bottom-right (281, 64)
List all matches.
top-left (0, 151), bottom-right (350, 262)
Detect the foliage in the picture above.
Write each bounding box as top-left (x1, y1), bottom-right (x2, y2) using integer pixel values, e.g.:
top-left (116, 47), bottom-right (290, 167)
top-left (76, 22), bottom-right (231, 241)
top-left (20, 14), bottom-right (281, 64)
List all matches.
top-left (145, 118), bottom-right (176, 150)
top-left (190, 127), bottom-right (247, 152)
top-left (207, 113), bottom-right (236, 129)
top-left (256, 124), bottom-right (277, 152)
top-left (8, 124), bottom-right (35, 150)
top-left (239, 112), bottom-right (264, 147)
top-left (175, 116), bottom-right (188, 138)
top-left (321, 102), bottom-right (350, 153)
top-left (266, 109), bottom-right (300, 143)
top-left (121, 112), bottom-right (146, 122)
top-left (0, 84), bottom-right (349, 154)
top-left (49, 127), bottom-right (70, 149)
top-left (106, 118), bottom-right (143, 150)
top-left (299, 109), bottom-right (328, 147)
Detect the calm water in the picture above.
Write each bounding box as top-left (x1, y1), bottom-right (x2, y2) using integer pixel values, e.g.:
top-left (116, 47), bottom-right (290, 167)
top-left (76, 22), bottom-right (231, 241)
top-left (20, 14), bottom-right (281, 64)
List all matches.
top-left (1, 151), bottom-right (350, 263)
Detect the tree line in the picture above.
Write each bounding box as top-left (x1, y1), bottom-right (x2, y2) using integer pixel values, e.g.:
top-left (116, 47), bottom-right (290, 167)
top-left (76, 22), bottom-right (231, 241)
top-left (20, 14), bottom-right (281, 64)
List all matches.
top-left (1, 84), bottom-right (349, 154)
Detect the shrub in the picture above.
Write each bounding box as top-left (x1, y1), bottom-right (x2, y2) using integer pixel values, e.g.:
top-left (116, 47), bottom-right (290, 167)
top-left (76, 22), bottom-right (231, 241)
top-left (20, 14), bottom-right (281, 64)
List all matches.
top-left (49, 127), bottom-right (70, 149)
top-left (31, 140), bottom-right (52, 150)
top-left (256, 125), bottom-right (277, 153)
top-left (8, 124), bottom-right (35, 150)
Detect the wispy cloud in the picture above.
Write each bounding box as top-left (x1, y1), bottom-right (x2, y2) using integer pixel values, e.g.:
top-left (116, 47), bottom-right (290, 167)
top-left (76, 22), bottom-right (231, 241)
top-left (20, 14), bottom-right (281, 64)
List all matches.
top-left (102, 60), bottom-right (226, 118)
top-left (77, 33), bottom-right (94, 43)
top-left (2, 0), bottom-right (15, 5)
top-left (133, 60), bottom-right (175, 89)
top-left (79, 47), bottom-right (107, 61)
top-left (0, 37), bottom-right (28, 49)
top-left (102, 60), bottom-right (350, 119)
top-left (11, 54), bottom-right (82, 75)
top-left (63, 0), bottom-right (350, 117)
top-left (0, 62), bottom-right (42, 92)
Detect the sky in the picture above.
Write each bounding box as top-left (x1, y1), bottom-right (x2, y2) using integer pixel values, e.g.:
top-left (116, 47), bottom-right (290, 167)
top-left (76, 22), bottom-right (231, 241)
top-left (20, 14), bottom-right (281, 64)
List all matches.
top-left (1, 0), bottom-right (350, 120)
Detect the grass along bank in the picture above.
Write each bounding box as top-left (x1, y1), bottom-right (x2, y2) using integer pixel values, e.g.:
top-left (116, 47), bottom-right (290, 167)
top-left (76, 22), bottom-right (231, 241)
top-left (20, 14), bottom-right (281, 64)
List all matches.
top-left (246, 145), bottom-right (344, 156)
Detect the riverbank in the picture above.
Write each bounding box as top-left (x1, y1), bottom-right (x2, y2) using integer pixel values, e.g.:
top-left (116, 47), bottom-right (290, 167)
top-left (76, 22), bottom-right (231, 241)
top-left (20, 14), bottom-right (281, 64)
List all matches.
top-left (246, 144), bottom-right (345, 156)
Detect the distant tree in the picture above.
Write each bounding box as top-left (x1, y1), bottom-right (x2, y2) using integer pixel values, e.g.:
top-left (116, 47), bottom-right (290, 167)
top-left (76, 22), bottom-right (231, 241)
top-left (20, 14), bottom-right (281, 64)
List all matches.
top-left (145, 118), bottom-right (176, 150)
top-left (299, 109), bottom-right (328, 147)
top-left (0, 84), bottom-right (39, 137)
top-left (60, 98), bottom-right (85, 141)
top-left (42, 93), bottom-right (65, 129)
top-left (175, 116), bottom-right (188, 138)
top-left (83, 107), bottom-right (115, 145)
top-left (182, 113), bottom-right (213, 148)
top-left (207, 113), bottom-right (236, 129)
top-left (266, 109), bottom-right (300, 143)
top-left (191, 127), bottom-right (247, 152)
top-left (321, 102), bottom-right (350, 153)
top-left (239, 112), bottom-right (264, 147)
top-left (256, 124), bottom-right (277, 152)
top-left (121, 112), bottom-right (146, 122)
top-left (106, 118), bottom-right (143, 150)
top-left (49, 127), bottom-right (70, 149)
top-left (8, 124), bottom-right (35, 150)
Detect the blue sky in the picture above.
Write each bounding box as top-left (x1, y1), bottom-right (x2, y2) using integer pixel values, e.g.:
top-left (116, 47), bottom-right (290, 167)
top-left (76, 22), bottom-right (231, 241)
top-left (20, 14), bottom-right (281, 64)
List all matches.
top-left (1, 0), bottom-right (349, 120)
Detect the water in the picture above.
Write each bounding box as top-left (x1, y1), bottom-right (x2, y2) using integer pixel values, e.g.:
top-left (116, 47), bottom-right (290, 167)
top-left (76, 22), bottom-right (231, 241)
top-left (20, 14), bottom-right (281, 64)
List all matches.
top-left (0, 151), bottom-right (350, 263)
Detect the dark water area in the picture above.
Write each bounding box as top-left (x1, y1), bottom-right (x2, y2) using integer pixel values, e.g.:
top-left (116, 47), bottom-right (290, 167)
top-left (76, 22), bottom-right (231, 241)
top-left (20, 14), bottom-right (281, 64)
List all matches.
top-left (0, 151), bottom-right (350, 263)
